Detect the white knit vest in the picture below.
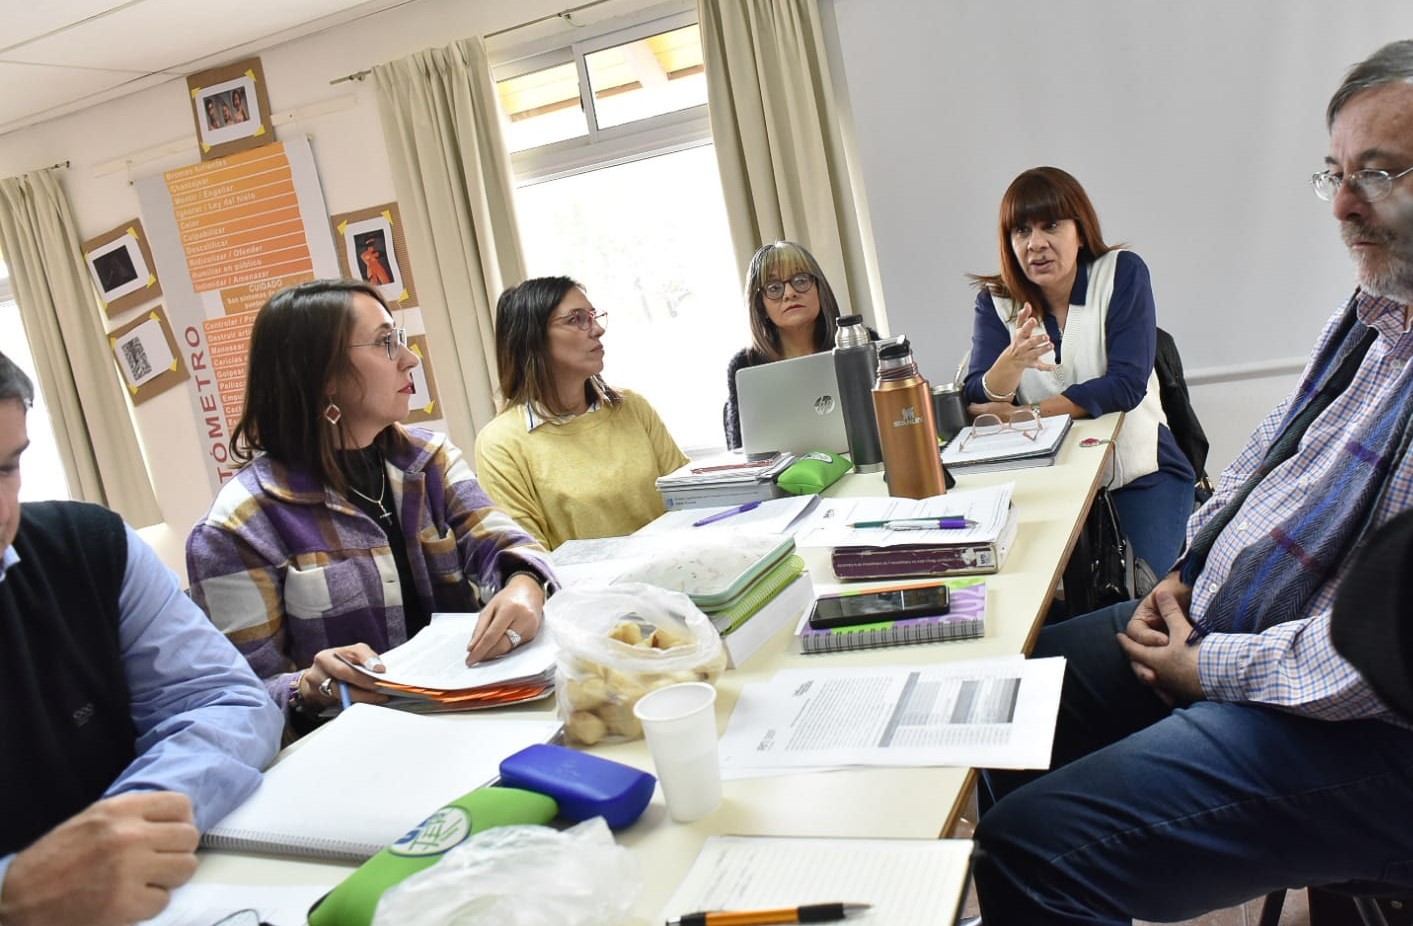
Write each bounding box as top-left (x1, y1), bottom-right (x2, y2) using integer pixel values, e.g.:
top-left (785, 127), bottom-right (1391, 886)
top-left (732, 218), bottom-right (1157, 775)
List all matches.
top-left (991, 250), bottom-right (1167, 488)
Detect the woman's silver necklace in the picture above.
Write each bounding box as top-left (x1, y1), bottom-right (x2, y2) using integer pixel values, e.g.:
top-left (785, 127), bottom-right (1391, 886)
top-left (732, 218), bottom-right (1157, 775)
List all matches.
top-left (349, 469), bottom-right (393, 524)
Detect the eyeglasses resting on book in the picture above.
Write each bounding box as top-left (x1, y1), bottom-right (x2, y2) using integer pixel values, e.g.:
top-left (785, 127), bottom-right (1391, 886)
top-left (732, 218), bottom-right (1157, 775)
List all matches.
top-left (958, 408), bottom-right (1042, 454)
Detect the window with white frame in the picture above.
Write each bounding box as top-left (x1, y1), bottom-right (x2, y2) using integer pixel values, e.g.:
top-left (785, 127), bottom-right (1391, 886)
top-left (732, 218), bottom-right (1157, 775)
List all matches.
top-left (494, 8), bottom-right (745, 454)
top-left (0, 260), bottom-right (71, 501)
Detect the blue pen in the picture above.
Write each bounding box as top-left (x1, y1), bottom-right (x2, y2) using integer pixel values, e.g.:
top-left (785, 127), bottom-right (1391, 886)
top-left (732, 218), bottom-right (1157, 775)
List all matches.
top-left (338, 680), bottom-right (352, 710)
top-left (692, 500), bottom-right (763, 526)
top-left (849, 517), bottom-right (978, 530)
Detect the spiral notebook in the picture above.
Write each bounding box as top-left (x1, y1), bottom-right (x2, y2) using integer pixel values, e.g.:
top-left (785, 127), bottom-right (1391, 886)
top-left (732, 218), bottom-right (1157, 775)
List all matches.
top-left (202, 703), bottom-right (561, 862)
top-left (799, 581), bottom-right (986, 654)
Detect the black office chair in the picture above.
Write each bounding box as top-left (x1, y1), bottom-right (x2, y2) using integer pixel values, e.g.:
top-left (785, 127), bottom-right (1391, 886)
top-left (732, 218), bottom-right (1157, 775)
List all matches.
top-left (1259, 883), bottom-right (1410, 926)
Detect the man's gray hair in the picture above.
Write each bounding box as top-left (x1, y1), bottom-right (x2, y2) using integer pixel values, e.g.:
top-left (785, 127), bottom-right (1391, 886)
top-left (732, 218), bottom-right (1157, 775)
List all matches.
top-left (0, 352), bottom-right (34, 408)
top-left (1328, 39), bottom-right (1413, 129)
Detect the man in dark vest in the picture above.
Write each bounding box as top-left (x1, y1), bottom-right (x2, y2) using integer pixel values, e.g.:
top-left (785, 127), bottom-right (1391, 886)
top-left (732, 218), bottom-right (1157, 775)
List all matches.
top-left (975, 39), bottom-right (1413, 924)
top-left (0, 352), bottom-right (281, 925)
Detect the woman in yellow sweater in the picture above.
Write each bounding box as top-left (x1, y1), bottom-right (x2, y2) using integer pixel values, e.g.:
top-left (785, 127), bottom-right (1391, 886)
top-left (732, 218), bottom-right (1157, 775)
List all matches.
top-left (475, 276), bottom-right (688, 550)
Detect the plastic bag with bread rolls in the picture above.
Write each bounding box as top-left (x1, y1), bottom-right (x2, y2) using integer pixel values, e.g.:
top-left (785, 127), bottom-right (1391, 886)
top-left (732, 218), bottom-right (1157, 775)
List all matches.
top-left (545, 582), bottom-right (726, 746)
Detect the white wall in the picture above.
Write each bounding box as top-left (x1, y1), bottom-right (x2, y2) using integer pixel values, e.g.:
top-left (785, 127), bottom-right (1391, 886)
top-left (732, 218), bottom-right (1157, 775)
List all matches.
top-left (825, 0), bottom-right (1413, 473)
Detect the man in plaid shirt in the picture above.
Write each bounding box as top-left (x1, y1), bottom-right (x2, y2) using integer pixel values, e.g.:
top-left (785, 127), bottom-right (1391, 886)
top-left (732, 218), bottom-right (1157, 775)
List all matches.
top-left (975, 39), bottom-right (1413, 924)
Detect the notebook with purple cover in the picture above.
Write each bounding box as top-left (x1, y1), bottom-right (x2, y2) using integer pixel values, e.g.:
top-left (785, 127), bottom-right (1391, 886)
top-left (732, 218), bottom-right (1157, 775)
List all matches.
top-left (799, 581), bottom-right (986, 654)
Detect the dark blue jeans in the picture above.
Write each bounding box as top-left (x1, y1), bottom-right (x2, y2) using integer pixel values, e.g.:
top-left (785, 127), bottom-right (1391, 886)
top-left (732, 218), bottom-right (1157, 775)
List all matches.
top-left (975, 603), bottom-right (1413, 925)
top-left (1111, 470), bottom-right (1194, 575)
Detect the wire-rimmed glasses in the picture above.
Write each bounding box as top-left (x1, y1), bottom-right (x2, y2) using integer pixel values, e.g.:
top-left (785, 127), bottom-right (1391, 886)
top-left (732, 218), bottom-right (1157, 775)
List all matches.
top-left (349, 326), bottom-right (408, 361)
top-left (761, 273), bottom-right (816, 301)
top-left (552, 309), bottom-right (608, 331)
top-left (1310, 166), bottom-right (1413, 203)
top-left (959, 408), bottom-right (1041, 453)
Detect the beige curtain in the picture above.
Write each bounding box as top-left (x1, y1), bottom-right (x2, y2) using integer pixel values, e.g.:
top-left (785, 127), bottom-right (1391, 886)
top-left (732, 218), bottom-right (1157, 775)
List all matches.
top-left (0, 169), bottom-right (161, 525)
top-left (698, 0), bottom-right (875, 322)
top-left (372, 36), bottom-right (525, 447)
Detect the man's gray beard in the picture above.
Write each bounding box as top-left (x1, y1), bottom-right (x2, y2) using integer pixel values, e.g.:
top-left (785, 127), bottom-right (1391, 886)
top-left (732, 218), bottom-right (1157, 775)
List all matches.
top-left (1357, 258), bottom-right (1413, 305)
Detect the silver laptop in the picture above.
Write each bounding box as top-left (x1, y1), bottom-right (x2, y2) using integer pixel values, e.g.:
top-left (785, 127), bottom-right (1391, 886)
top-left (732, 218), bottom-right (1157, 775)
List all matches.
top-left (737, 350), bottom-right (850, 456)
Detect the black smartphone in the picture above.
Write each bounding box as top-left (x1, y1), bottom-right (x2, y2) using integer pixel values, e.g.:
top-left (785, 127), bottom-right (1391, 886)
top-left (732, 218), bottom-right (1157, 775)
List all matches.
top-left (808, 584), bottom-right (951, 630)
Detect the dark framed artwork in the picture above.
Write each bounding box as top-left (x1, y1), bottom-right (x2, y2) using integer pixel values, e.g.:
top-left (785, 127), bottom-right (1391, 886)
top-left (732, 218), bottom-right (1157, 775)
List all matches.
top-left (82, 219), bottom-right (162, 317)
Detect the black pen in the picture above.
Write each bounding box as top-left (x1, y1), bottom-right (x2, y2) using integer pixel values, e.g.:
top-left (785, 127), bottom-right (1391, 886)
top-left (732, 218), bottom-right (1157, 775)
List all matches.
top-left (666, 901), bottom-right (872, 926)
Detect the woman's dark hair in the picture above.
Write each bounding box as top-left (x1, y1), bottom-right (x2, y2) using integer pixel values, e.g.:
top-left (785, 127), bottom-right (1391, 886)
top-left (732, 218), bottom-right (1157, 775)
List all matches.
top-left (230, 279), bottom-right (390, 493)
top-left (744, 241), bottom-right (844, 361)
top-left (495, 276), bottom-right (619, 415)
top-left (968, 166), bottom-right (1118, 320)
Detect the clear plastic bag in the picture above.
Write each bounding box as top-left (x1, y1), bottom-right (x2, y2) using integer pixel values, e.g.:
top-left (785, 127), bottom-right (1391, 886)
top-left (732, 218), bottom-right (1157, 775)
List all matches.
top-left (371, 818), bottom-right (640, 926)
top-left (545, 582), bottom-right (726, 746)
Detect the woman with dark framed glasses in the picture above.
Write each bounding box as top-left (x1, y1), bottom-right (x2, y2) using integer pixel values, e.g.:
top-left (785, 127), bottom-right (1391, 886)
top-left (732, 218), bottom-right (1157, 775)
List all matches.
top-left (723, 240), bottom-right (868, 449)
top-left (187, 280), bottom-right (554, 735)
top-left (964, 167), bottom-right (1194, 573)
top-left (475, 276), bottom-right (688, 549)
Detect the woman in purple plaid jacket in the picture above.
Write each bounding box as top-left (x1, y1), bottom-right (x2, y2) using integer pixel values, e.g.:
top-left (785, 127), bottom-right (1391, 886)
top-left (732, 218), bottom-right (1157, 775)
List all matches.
top-left (186, 280), bottom-right (555, 730)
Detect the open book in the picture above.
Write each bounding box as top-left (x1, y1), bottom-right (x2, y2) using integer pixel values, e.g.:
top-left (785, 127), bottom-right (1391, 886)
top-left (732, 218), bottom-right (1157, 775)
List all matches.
top-left (202, 704), bottom-right (561, 861)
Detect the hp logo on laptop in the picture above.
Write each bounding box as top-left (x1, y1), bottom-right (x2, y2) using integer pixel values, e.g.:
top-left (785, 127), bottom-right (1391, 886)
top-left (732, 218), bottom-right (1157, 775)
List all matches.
top-left (813, 394), bottom-right (836, 416)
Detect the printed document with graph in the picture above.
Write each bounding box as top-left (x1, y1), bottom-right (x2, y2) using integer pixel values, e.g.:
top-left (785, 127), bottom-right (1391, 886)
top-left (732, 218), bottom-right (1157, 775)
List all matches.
top-left (717, 655), bottom-right (1065, 772)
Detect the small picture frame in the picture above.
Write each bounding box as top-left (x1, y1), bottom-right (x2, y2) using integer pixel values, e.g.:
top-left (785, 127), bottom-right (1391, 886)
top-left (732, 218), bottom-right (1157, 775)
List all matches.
top-left (81, 219), bottom-right (162, 317)
top-left (108, 306), bottom-right (189, 405)
top-left (188, 57), bottom-right (273, 161)
top-left (331, 203), bottom-right (418, 307)
top-left (405, 333), bottom-right (442, 424)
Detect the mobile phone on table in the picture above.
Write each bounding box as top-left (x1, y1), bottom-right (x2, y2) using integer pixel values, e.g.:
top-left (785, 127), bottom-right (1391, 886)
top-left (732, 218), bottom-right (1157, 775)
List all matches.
top-left (807, 583), bottom-right (951, 630)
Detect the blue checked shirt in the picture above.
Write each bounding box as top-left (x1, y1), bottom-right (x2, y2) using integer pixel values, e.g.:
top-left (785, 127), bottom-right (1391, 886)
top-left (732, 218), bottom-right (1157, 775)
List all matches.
top-left (1190, 292), bottom-right (1413, 722)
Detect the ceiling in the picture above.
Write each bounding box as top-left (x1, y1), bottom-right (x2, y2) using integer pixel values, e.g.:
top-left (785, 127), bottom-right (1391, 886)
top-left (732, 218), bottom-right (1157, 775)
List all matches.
top-left (0, 0), bottom-right (411, 138)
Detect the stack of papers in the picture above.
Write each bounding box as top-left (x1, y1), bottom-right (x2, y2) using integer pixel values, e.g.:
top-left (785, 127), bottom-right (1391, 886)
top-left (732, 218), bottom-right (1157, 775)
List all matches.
top-left (941, 414), bottom-right (1072, 473)
top-left (349, 614), bottom-right (556, 710)
top-left (656, 451), bottom-right (796, 509)
top-left (717, 655), bottom-right (1066, 774)
top-left (797, 483), bottom-right (1014, 549)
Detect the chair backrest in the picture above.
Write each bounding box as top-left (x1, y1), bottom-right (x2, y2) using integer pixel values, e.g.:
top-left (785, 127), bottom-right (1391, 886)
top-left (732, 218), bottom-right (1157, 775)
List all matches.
top-left (1154, 328), bottom-right (1212, 500)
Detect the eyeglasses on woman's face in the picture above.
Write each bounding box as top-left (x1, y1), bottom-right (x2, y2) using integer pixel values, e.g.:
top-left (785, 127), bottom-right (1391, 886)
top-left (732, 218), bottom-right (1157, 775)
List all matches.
top-left (551, 309), bottom-right (607, 332)
top-left (958, 408), bottom-right (1041, 453)
top-left (348, 326), bottom-right (408, 361)
top-left (761, 273), bottom-right (816, 301)
top-left (1310, 166), bottom-right (1413, 203)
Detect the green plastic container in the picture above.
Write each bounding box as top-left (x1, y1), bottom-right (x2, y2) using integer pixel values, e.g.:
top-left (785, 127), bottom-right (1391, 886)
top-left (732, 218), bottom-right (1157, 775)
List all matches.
top-left (307, 786), bottom-right (558, 926)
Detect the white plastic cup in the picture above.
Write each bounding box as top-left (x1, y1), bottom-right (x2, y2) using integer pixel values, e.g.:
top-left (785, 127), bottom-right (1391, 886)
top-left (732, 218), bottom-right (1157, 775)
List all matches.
top-left (632, 681), bottom-right (722, 822)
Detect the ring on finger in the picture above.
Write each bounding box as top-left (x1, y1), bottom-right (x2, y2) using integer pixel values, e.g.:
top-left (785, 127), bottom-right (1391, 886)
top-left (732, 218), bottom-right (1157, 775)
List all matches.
top-left (505, 627), bottom-right (524, 649)
top-left (318, 676), bottom-right (336, 698)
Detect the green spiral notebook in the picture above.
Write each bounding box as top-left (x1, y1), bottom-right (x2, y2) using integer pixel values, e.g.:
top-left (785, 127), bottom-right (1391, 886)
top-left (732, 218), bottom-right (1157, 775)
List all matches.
top-left (708, 554), bottom-right (806, 634)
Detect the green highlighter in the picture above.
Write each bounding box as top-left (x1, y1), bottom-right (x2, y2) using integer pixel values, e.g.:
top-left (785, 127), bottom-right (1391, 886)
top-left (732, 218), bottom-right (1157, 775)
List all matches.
top-left (307, 786), bottom-right (558, 926)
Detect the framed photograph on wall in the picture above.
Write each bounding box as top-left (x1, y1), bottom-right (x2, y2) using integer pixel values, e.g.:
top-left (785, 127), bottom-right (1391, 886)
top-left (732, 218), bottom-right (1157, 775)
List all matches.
top-left (81, 219), bottom-right (162, 317)
top-left (108, 306), bottom-right (189, 404)
top-left (331, 202), bottom-right (418, 307)
top-left (405, 333), bottom-right (441, 424)
top-left (187, 57), bottom-right (273, 161)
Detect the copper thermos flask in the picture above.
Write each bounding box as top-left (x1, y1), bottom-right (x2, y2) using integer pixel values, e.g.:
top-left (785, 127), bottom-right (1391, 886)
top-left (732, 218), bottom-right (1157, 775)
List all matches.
top-left (872, 338), bottom-right (947, 498)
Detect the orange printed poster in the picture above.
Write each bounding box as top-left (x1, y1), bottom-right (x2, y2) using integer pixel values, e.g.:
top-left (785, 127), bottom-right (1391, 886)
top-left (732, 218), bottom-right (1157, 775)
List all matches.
top-left (166, 146), bottom-right (313, 294)
top-left (205, 311), bottom-right (258, 433)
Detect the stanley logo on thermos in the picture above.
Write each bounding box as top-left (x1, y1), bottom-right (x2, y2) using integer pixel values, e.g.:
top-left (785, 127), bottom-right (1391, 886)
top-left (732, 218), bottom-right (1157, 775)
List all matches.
top-left (892, 406), bottom-right (921, 427)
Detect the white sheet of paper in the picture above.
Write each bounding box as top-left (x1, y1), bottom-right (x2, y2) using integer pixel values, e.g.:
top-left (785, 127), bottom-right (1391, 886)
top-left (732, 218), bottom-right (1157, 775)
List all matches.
top-left (718, 655), bottom-right (1064, 772)
top-left (350, 613), bottom-right (554, 690)
top-left (139, 882), bottom-right (328, 926)
top-left (635, 495), bottom-right (820, 536)
top-left (661, 835), bottom-right (974, 926)
top-left (795, 482), bottom-right (1014, 548)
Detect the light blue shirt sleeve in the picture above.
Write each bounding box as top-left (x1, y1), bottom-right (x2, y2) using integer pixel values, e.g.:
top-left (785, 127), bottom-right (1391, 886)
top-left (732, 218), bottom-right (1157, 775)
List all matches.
top-left (0, 528), bottom-right (282, 901)
top-left (103, 525), bottom-right (282, 828)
